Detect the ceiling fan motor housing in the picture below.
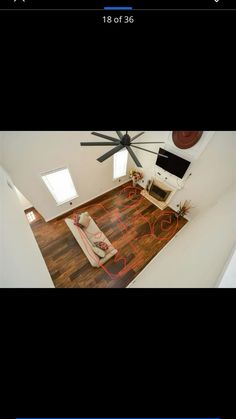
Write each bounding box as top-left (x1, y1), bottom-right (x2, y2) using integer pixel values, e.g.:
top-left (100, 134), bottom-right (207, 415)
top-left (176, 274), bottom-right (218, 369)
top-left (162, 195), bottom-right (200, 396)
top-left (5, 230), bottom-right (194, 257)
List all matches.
top-left (122, 133), bottom-right (131, 146)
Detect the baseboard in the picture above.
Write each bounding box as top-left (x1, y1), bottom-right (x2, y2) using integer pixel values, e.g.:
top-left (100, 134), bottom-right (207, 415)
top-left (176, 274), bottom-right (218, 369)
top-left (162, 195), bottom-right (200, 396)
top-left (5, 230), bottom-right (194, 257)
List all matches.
top-left (45, 179), bottom-right (132, 222)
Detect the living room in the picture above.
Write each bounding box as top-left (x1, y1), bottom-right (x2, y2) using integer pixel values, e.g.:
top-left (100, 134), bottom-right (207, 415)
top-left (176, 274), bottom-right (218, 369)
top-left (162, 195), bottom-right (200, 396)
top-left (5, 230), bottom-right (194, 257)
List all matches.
top-left (1, 131), bottom-right (236, 288)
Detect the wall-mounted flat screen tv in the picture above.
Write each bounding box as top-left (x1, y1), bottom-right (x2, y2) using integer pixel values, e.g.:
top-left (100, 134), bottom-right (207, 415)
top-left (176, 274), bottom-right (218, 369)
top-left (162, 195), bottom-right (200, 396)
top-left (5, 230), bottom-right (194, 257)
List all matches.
top-left (156, 148), bottom-right (191, 179)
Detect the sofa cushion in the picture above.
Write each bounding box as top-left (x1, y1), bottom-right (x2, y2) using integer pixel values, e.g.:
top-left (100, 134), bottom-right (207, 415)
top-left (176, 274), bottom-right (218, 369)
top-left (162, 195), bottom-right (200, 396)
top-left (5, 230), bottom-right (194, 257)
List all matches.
top-left (93, 246), bottom-right (106, 258)
top-left (79, 212), bottom-right (90, 228)
top-left (73, 213), bottom-right (84, 228)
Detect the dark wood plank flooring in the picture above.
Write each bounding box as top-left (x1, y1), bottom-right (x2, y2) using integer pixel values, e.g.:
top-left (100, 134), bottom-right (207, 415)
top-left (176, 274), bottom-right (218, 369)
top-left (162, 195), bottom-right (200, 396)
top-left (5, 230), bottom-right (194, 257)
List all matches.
top-left (26, 182), bottom-right (188, 288)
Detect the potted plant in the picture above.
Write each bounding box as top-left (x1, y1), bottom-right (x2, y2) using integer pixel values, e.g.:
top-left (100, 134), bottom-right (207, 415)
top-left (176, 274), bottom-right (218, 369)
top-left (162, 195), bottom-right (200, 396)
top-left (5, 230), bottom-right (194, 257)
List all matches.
top-left (175, 200), bottom-right (193, 219)
top-left (129, 169), bottom-right (144, 187)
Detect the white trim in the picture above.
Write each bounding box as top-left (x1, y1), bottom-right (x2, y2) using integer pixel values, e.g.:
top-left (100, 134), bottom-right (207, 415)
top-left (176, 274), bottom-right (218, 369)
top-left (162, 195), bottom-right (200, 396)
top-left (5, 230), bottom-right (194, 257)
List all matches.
top-left (41, 166), bottom-right (68, 176)
top-left (55, 195), bottom-right (78, 207)
top-left (45, 178), bottom-right (130, 222)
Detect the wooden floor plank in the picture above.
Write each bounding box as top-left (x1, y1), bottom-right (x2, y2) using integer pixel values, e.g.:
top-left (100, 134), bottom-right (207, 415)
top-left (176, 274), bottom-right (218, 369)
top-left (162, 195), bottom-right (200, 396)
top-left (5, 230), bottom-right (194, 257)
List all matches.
top-left (26, 183), bottom-right (188, 288)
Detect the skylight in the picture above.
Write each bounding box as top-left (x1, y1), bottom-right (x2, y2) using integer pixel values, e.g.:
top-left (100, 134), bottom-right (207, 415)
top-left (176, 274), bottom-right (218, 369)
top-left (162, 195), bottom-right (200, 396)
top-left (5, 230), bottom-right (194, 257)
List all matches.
top-left (41, 168), bottom-right (78, 205)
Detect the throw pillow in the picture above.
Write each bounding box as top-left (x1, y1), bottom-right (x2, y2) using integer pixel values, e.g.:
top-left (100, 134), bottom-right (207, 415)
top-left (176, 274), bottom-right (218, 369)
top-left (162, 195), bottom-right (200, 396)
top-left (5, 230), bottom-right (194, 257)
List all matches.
top-left (93, 246), bottom-right (105, 258)
top-left (73, 213), bottom-right (84, 228)
top-left (79, 212), bottom-right (90, 228)
top-left (94, 241), bottom-right (109, 251)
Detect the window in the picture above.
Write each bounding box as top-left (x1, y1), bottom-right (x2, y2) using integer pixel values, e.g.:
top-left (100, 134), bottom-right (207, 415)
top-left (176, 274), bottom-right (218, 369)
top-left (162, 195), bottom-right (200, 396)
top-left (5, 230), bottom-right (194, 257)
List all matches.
top-left (41, 168), bottom-right (78, 205)
top-left (113, 148), bottom-right (128, 180)
top-left (26, 211), bottom-right (36, 223)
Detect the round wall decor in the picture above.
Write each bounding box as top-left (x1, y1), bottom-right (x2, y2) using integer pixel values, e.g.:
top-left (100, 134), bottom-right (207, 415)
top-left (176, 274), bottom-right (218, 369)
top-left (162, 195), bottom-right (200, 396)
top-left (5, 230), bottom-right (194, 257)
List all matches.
top-left (172, 131), bottom-right (203, 149)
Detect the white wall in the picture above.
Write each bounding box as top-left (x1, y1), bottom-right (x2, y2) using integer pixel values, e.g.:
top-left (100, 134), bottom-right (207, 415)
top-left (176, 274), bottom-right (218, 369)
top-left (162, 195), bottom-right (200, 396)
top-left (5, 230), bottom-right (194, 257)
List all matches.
top-left (129, 182), bottom-right (236, 288)
top-left (0, 135), bottom-right (3, 282)
top-left (14, 186), bottom-right (32, 210)
top-left (217, 245), bottom-right (236, 288)
top-left (132, 131), bottom-right (236, 218)
top-left (0, 165), bottom-right (54, 288)
top-left (0, 132), bottom-right (3, 163)
top-left (1, 132), bottom-right (131, 221)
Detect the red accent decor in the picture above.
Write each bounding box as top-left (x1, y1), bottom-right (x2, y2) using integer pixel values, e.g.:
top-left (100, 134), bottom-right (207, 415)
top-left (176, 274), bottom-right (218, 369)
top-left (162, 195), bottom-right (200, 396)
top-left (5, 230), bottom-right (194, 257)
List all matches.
top-left (94, 241), bottom-right (109, 251)
top-left (172, 131), bottom-right (203, 149)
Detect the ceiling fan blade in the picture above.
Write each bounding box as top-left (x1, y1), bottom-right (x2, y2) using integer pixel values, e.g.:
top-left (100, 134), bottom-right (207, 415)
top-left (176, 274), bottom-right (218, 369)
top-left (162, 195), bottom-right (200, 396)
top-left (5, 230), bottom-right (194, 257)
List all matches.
top-left (116, 131), bottom-right (123, 140)
top-left (130, 132), bottom-right (145, 142)
top-left (91, 132), bottom-right (120, 143)
top-left (97, 144), bottom-right (124, 163)
top-left (132, 145), bottom-right (158, 155)
top-left (158, 153), bottom-right (169, 158)
top-left (80, 142), bottom-right (120, 146)
top-left (132, 142), bottom-right (165, 144)
top-left (132, 145), bottom-right (168, 158)
top-left (126, 146), bottom-right (142, 168)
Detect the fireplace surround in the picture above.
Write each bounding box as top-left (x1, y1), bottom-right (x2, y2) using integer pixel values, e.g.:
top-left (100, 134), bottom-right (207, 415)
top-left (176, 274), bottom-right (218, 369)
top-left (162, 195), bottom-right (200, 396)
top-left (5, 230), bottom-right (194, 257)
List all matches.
top-left (149, 182), bottom-right (172, 202)
top-left (141, 177), bottom-right (176, 210)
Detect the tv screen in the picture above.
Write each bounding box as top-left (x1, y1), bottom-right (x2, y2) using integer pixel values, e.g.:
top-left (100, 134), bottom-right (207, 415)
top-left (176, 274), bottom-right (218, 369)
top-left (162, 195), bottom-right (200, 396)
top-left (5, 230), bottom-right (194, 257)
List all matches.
top-left (156, 148), bottom-right (191, 179)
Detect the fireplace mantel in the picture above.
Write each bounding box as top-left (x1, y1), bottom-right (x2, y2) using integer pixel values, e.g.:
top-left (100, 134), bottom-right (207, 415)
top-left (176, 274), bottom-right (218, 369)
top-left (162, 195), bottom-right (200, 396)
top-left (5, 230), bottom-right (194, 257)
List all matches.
top-left (141, 178), bottom-right (177, 210)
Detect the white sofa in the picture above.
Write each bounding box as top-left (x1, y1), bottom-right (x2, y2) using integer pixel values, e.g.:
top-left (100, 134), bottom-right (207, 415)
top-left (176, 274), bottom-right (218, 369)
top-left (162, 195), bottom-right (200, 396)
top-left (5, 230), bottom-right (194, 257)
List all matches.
top-left (65, 213), bottom-right (118, 268)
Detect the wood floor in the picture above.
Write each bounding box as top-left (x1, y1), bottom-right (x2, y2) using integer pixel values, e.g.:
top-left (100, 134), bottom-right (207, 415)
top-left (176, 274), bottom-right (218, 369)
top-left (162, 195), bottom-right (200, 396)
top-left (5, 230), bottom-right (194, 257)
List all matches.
top-left (27, 182), bottom-right (188, 288)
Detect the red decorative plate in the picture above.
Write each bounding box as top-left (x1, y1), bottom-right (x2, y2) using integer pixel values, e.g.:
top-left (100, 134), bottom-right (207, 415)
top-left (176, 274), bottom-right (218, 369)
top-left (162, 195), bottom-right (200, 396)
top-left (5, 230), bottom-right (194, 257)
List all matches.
top-left (172, 131), bottom-right (203, 149)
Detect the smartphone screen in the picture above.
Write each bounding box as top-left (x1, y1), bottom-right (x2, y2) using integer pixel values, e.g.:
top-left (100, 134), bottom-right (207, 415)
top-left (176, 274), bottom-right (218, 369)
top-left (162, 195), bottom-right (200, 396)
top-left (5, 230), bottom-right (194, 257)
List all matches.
top-left (0, 1), bottom-right (235, 417)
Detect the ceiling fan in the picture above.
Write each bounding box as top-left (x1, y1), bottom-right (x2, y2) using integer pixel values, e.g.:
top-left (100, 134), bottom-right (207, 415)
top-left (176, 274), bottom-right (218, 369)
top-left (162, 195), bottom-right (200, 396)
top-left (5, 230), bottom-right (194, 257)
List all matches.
top-left (80, 131), bottom-right (168, 168)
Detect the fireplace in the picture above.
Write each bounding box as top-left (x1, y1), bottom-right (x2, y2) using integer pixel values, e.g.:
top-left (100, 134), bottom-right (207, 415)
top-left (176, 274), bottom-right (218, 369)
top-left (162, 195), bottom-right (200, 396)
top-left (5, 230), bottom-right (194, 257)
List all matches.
top-left (142, 178), bottom-right (175, 210)
top-left (149, 182), bottom-right (172, 202)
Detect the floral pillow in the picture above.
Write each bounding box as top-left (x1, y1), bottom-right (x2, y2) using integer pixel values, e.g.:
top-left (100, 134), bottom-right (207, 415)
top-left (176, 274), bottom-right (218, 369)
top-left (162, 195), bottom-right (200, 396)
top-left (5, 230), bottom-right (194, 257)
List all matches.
top-left (94, 241), bottom-right (109, 251)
